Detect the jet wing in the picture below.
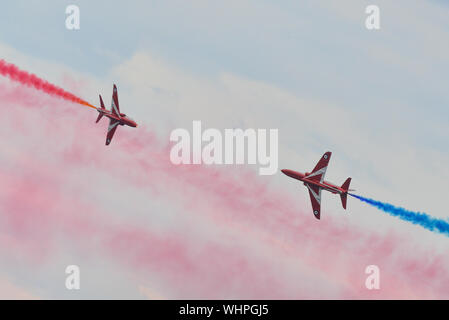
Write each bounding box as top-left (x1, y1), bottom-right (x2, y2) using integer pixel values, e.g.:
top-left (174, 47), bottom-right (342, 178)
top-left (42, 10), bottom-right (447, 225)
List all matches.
top-left (305, 183), bottom-right (322, 219)
top-left (305, 151), bottom-right (331, 183)
top-left (111, 84), bottom-right (121, 118)
top-left (106, 119), bottom-right (120, 145)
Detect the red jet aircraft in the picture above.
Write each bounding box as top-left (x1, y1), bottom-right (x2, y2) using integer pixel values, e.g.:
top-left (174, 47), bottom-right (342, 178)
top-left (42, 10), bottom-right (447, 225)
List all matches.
top-left (96, 84), bottom-right (137, 145)
top-left (281, 152), bottom-right (354, 219)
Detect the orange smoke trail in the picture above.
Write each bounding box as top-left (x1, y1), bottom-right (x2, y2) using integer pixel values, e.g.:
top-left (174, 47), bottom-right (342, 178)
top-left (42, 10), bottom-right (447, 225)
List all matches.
top-left (0, 59), bottom-right (96, 109)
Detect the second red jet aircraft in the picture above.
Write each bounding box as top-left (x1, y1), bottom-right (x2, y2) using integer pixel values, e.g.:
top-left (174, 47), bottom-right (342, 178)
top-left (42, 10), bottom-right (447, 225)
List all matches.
top-left (96, 84), bottom-right (137, 145)
top-left (282, 152), bottom-right (354, 219)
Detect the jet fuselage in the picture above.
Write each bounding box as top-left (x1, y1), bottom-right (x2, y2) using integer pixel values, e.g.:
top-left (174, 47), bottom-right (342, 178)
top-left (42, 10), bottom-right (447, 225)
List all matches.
top-left (97, 108), bottom-right (137, 128)
top-left (281, 169), bottom-right (345, 195)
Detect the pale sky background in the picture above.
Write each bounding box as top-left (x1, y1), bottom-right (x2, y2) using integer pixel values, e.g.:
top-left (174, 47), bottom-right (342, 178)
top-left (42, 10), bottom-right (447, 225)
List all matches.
top-left (0, 1), bottom-right (448, 299)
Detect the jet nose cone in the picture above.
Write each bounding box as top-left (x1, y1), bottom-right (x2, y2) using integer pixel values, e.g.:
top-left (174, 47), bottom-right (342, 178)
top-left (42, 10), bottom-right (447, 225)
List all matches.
top-left (281, 169), bottom-right (288, 175)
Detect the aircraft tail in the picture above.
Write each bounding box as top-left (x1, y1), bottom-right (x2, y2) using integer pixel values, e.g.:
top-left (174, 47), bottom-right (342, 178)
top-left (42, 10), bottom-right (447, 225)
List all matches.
top-left (99, 94), bottom-right (105, 109)
top-left (96, 95), bottom-right (105, 123)
top-left (340, 177), bottom-right (351, 209)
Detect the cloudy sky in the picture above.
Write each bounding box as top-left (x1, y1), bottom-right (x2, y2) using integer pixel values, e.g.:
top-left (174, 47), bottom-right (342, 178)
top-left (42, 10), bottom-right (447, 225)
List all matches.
top-left (0, 1), bottom-right (448, 299)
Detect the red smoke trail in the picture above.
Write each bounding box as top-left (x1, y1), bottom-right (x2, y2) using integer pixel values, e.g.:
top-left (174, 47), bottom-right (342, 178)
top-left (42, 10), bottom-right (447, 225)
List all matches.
top-left (0, 59), bottom-right (96, 109)
top-left (0, 151), bottom-right (297, 299)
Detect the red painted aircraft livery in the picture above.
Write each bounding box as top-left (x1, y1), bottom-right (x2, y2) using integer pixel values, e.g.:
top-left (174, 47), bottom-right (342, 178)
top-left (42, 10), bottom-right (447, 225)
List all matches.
top-left (281, 152), bottom-right (354, 219)
top-left (96, 84), bottom-right (138, 145)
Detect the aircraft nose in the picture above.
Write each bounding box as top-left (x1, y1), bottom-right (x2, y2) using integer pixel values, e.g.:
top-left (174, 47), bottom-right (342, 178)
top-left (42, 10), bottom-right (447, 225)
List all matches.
top-left (281, 169), bottom-right (288, 175)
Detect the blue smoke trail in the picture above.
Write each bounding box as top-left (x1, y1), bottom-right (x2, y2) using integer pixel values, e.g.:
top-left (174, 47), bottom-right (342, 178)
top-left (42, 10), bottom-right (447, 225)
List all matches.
top-left (349, 194), bottom-right (449, 237)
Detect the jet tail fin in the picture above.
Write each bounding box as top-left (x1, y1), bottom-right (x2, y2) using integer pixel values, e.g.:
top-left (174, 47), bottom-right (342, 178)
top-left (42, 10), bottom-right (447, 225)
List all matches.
top-left (340, 177), bottom-right (351, 210)
top-left (99, 95), bottom-right (105, 109)
top-left (96, 95), bottom-right (106, 123)
top-left (340, 193), bottom-right (348, 209)
top-left (96, 113), bottom-right (103, 123)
